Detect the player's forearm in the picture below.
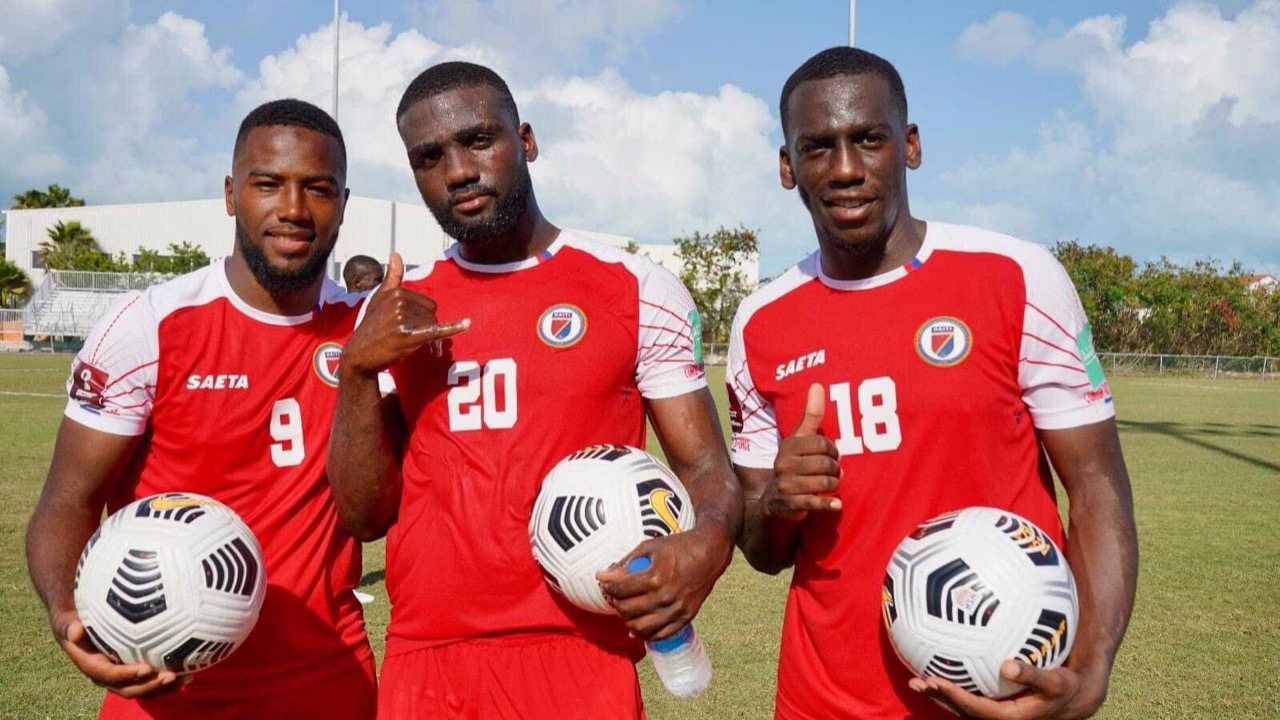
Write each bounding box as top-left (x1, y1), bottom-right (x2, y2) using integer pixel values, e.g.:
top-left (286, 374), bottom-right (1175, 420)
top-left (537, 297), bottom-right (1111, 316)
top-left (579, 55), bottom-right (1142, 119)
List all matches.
top-left (1063, 474), bottom-right (1138, 682)
top-left (328, 371), bottom-right (401, 541)
top-left (677, 459), bottom-right (743, 547)
top-left (27, 497), bottom-right (100, 617)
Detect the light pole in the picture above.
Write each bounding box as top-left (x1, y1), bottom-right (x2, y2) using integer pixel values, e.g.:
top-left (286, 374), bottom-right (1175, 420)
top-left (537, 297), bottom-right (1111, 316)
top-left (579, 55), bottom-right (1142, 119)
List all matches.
top-left (332, 0), bottom-right (340, 121)
top-left (848, 0), bottom-right (857, 47)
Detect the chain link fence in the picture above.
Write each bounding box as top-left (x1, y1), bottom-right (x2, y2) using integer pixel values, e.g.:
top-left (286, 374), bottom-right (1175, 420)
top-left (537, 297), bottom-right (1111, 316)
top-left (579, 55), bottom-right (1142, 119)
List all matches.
top-left (1099, 352), bottom-right (1278, 378)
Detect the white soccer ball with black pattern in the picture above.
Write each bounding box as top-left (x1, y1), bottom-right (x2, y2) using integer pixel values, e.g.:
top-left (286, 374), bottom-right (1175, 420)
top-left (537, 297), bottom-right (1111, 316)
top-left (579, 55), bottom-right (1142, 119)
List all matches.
top-left (73, 492), bottom-right (266, 674)
top-left (529, 445), bottom-right (695, 614)
top-left (882, 507), bottom-right (1078, 698)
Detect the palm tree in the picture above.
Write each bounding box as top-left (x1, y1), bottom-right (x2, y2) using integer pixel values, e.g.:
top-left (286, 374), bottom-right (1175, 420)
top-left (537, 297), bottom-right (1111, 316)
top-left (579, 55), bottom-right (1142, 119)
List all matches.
top-left (39, 221), bottom-right (105, 270)
top-left (0, 258), bottom-right (32, 308)
top-left (12, 184), bottom-right (85, 210)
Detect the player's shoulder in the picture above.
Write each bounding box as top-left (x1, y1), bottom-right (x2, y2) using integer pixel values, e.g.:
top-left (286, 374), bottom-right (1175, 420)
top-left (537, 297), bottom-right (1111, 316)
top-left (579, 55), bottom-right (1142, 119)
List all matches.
top-left (399, 253), bottom-right (452, 288)
top-left (733, 252), bottom-right (821, 331)
top-left (928, 222), bottom-right (1062, 276)
top-left (557, 229), bottom-right (680, 288)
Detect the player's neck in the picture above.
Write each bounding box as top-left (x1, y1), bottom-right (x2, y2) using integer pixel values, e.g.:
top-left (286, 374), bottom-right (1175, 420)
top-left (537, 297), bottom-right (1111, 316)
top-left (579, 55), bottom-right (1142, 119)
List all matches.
top-left (223, 257), bottom-right (323, 318)
top-left (456, 204), bottom-right (560, 266)
top-left (819, 215), bottom-right (926, 281)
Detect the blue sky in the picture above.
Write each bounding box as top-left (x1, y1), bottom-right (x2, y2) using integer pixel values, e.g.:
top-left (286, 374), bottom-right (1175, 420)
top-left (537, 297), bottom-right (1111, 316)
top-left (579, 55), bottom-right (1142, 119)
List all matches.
top-left (1, 0), bottom-right (1276, 276)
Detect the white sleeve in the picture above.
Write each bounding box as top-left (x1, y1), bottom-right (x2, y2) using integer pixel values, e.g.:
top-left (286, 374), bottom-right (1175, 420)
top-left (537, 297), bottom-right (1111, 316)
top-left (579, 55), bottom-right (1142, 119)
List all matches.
top-left (635, 266), bottom-right (708, 400)
top-left (727, 312), bottom-right (779, 469)
top-left (1018, 248), bottom-right (1116, 430)
top-left (64, 292), bottom-right (159, 436)
top-left (352, 289), bottom-right (397, 396)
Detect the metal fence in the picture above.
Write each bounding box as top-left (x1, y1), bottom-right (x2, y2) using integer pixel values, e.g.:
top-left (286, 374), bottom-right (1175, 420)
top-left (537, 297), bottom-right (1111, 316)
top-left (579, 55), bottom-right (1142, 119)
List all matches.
top-left (1099, 352), bottom-right (1277, 378)
top-left (47, 270), bottom-right (173, 292)
top-left (701, 347), bottom-right (1276, 377)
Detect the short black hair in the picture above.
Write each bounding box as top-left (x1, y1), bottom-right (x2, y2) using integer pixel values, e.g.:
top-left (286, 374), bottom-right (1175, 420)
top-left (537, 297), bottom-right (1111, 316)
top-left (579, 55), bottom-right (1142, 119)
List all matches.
top-left (234, 99), bottom-right (346, 170)
top-left (396, 61), bottom-right (520, 124)
top-left (343, 255), bottom-right (383, 279)
top-left (780, 47), bottom-right (908, 138)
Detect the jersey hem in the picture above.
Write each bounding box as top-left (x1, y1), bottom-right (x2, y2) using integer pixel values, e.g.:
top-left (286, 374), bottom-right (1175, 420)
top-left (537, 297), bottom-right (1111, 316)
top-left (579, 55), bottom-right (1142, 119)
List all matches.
top-left (1030, 401), bottom-right (1115, 430)
top-left (640, 377), bottom-right (707, 400)
top-left (63, 403), bottom-right (146, 436)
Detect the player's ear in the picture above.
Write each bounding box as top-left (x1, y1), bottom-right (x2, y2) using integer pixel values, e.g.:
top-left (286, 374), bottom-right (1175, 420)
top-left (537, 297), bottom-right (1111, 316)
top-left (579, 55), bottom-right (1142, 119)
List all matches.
top-left (223, 175), bottom-right (235, 216)
top-left (780, 146), bottom-right (797, 190)
top-left (520, 122), bottom-right (538, 162)
top-left (905, 124), bottom-right (922, 170)
top-left (339, 187), bottom-right (351, 226)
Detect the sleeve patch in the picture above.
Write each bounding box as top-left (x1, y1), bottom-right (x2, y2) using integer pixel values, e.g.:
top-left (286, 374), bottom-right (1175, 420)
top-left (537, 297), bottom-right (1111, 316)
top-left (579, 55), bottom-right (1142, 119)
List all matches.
top-left (1075, 322), bottom-right (1106, 389)
top-left (69, 361), bottom-right (110, 408)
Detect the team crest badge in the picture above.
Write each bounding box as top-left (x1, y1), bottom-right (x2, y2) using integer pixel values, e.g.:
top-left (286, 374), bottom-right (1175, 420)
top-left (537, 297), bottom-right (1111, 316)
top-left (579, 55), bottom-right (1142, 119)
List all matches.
top-left (915, 317), bottom-right (972, 367)
top-left (313, 341), bottom-right (343, 387)
top-left (537, 304), bottom-right (587, 348)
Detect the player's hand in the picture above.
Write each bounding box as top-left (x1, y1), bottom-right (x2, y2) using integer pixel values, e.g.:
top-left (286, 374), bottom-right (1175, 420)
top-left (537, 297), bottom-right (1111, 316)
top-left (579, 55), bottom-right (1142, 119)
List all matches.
top-left (595, 523), bottom-right (735, 641)
top-left (50, 608), bottom-right (188, 698)
top-left (761, 383), bottom-right (842, 522)
top-left (910, 659), bottom-right (1107, 719)
top-left (342, 252), bottom-right (470, 376)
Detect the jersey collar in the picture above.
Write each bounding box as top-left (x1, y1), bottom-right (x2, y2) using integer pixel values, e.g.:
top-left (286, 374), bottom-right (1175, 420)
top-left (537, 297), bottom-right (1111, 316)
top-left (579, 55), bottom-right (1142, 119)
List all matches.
top-left (216, 260), bottom-right (317, 326)
top-left (446, 231), bottom-right (567, 274)
top-left (815, 222), bottom-right (937, 291)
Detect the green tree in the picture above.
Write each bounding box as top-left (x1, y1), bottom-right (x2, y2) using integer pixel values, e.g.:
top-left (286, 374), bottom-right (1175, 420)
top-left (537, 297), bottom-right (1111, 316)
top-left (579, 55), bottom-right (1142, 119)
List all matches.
top-left (12, 184), bottom-right (85, 210)
top-left (674, 225), bottom-right (759, 347)
top-left (0, 257), bottom-right (31, 308)
top-left (131, 242), bottom-right (210, 274)
top-left (1052, 241), bottom-right (1142, 351)
top-left (39, 221), bottom-right (122, 271)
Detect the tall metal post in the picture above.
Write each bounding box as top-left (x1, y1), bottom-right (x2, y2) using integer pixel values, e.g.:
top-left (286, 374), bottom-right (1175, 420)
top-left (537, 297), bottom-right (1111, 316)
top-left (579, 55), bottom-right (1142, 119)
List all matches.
top-left (332, 0), bottom-right (340, 121)
top-left (848, 0), bottom-right (857, 46)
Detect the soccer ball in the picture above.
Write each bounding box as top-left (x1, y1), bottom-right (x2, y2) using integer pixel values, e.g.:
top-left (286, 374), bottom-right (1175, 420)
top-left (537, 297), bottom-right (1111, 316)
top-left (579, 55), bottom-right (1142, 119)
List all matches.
top-left (74, 492), bottom-right (266, 674)
top-left (882, 507), bottom-right (1078, 698)
top-left (529, 445), bottom-right (695, 614)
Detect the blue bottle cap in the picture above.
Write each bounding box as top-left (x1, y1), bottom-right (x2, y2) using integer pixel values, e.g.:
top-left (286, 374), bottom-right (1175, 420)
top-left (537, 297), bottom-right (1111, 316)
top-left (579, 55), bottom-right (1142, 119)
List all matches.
top-left (626, 556), bottom-right (652, 573)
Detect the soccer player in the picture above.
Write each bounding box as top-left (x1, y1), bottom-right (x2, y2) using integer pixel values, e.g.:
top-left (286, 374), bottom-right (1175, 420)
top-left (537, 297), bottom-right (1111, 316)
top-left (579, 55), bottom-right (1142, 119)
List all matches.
top-left (728, 47), bottom-right (1138, 720)
top-left (343, 255), bottom-right (385, 292)
top-left (327, 61), bottom-right (742, 719)
top-left (26, 100), bottom-right (377, 720)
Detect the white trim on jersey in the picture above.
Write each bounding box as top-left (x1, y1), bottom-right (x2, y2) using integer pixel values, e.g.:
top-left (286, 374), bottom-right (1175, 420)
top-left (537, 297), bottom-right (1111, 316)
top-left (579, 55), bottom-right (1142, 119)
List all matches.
top-left (64, 261), bottom-right (360, 436)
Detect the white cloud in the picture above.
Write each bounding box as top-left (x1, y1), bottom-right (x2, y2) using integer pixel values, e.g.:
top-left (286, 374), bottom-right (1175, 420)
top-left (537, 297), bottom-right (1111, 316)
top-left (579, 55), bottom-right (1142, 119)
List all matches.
top-left (410, 0), bottom-right (681, 79)
top-left (949, 2), bottom-right (1280, 269)
top-left (0, 63), bottom-right (64, 180)
top-left (241, 17), bottom-right (806, 269)
top-left (76, 13), bottom-right (244, 201)
top-left (956, 11), bottom-right (1037, 66)
top-left (0, 0), bottom-right (128, 59)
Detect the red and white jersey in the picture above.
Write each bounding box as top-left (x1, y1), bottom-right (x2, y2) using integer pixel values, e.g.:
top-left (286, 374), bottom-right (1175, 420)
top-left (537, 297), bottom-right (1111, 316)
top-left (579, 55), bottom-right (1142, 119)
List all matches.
top-left (727, 222), bottom-right (1114, 720)
top-left (65, 262), bottom-right (373, 702)
top-left (382, 230), bottom-right (706, 659)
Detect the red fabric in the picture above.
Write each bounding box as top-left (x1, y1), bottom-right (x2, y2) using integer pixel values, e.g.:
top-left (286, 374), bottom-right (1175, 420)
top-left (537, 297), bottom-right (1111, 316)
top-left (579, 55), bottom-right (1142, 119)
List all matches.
top-left (377, 634), bottom-right (644, 720)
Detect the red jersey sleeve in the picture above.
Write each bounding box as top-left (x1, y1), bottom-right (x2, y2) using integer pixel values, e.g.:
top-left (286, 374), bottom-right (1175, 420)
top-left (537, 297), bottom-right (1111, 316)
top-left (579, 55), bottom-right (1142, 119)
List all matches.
top-left (64, 291), bottom-right (159, 436)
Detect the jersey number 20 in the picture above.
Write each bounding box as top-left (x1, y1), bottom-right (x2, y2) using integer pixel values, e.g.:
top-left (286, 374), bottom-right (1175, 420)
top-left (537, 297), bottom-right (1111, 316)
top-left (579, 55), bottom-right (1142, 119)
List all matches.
top-left (448, 359), bottom-right (518, 431)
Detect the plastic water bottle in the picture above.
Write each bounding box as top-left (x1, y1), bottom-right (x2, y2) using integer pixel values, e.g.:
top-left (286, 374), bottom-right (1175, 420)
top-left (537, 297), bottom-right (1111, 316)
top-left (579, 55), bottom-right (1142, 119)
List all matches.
top-left (627, 556), bottom-right (713, 697)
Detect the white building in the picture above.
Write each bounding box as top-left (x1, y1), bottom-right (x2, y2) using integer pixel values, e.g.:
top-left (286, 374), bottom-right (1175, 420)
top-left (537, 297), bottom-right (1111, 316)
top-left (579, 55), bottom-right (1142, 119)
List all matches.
top-left (3, 196), bottom-right (448, 286)
top-left (3, 199), bottom-right (758, 287)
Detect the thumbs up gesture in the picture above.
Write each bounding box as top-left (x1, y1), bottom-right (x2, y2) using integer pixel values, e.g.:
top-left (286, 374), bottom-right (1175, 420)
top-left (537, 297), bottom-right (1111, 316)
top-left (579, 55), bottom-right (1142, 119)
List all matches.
top-left (761, 383), bottom-right (843, 521)
top-left (341, 252), bottom-right (471, 377)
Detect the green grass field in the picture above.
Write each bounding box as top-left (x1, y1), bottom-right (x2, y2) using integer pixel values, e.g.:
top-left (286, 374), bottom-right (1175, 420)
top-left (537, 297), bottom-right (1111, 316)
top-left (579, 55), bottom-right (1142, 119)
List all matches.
top-left (2, 354), bottom-right (1277, 719)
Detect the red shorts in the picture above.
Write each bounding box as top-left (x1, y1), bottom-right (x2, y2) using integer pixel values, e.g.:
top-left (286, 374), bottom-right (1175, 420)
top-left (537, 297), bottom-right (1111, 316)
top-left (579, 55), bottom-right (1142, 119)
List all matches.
top-left (378, 634), bottom-right (644, 720)
top-left (98, 655), bottom-right (377, 720)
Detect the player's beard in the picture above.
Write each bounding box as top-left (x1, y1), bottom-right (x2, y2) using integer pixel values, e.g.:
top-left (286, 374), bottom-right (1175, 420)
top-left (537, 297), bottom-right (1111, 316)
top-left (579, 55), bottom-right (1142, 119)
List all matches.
top-left (235, 220), bottom-right (332, 294)
top-left (429, 165), bottom-right (532, 246)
